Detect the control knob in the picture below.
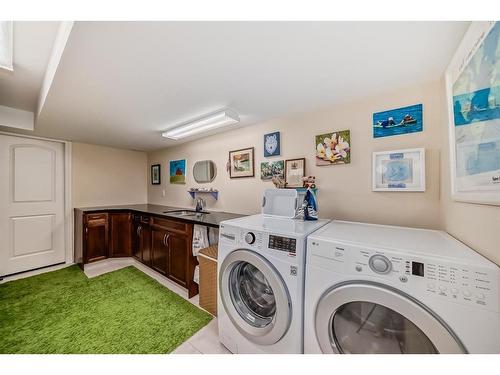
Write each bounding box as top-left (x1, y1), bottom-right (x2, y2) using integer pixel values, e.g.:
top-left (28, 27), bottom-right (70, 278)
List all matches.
top-left (369, 254), bottom-right (392, 274)
top-left (245, 232), bottom-right (256, 245)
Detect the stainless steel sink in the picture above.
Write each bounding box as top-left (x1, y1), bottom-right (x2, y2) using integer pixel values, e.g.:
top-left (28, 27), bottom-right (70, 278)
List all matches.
top-left (163, 210), bottom-right (210, 217)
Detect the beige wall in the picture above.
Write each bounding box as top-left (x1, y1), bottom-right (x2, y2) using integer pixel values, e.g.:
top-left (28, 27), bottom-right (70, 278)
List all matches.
top-left (439, 83), bottom-right (500, 266)
top-left (73, 142), bottom-right (147, 207)
top-left (148, 80), bottom-right (444, 230)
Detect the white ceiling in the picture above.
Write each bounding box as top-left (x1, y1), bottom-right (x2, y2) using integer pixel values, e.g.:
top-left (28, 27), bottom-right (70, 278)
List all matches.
top-left (0, 21), bottom-right (60, 112)
top-left (13, 21), bottom-right (470, 150)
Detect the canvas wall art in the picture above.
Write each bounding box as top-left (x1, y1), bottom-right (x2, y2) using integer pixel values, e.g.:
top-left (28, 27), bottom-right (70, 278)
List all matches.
top-left (446, 21), bottom-right (500, 205)
top-left (169, 159), bottom-right (186, 184)
top-left (315, 130), bottom-right (351, 166)
top-left (229, 147), bottom-right (255, 178)
top-left (260, 160), bottom-right (284, 180)
top-left (264, 131), bottom-right (281, 157)
top-left (373, 104), bottom-right (423, 138)
top-left (372, 148), bottom-right (425, 191)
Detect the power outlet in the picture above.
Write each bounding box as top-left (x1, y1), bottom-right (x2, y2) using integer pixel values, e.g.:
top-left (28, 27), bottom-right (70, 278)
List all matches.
top-left (162, 190), bottom-right (166, 197)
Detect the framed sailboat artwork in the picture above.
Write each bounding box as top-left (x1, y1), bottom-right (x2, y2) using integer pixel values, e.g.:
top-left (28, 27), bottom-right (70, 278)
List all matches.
top-left (445, 21), bottom-right (500, 205)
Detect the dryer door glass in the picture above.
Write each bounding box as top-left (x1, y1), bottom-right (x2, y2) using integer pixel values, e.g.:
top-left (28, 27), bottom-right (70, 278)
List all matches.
top-left (331, 301), bottom-right (438, 354)
top-left (229, 261), bottom-right (276, 327)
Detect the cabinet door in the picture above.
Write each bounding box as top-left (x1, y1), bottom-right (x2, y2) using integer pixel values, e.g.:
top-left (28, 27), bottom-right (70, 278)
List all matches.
top-left (132, 220), bottom-right (141, 261)
top-left (168, 232), bottom-right (188, 287)
top-left (109, 213), bottom-right (131, 257)
top-left (140, 224), bottom-right (151, 266)
top-left (85, 216), bottom-right (108, 263)
top-left (151, 227), bottom-right (169, 275)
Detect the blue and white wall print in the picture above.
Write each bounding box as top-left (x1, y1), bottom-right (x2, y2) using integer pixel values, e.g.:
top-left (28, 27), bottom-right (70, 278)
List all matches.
top-left (264, 131), bottom-right (281, 157)
top-left (373, 104), bottom-right (423, 138)
top-left (447, 21), bottom-right (500, 204)
top-left (373, 148), bottom-right (425, 192)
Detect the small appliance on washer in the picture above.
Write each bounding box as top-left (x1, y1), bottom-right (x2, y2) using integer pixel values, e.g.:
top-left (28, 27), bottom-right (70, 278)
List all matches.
top-left (218, 214), bottom-right (329, 353)
top-left (304, 221), bottom-right (500, 354)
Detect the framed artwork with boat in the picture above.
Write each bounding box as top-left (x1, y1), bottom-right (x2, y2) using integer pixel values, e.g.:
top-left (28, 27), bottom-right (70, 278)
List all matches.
top-left (373, 104), bottom-right (423, 138)
top-left (445, 21), bottom-right (500, 205)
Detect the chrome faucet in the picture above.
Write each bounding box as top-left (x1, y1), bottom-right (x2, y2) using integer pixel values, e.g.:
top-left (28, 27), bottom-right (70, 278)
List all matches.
top-left (195, 197), bottom-right (205, 212)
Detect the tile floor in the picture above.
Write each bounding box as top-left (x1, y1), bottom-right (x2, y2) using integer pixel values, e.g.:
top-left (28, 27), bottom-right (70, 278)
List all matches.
top-left (1, 259), bottom-right (230, 354)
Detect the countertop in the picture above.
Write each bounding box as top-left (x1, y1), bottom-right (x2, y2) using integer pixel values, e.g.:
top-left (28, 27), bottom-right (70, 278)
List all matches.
top-left (74, 203), bottom-right (246, 228)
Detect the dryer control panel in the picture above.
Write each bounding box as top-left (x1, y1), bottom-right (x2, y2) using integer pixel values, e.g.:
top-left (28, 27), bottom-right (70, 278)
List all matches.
top-left (309, 240), bottom-right (500, 313)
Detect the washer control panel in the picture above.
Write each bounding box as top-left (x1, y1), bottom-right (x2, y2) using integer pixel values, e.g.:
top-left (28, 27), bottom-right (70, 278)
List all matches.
top-left (309, 239), bottom-right (500, 312)
top-left (268, 235), bottom-right (297, 255)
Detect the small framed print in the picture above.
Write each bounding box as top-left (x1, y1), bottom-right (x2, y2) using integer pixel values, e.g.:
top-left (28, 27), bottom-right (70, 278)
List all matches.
top-left (151, 164), bottom-right (161, 185)
top-left (229, 147), bottom-right (255, 178)
top-left (264, 131), bottom-right (281, 157)
top-left (373, 148), bottom-right (425, 192)
top-left (285, 158), bottom-right (305, 188)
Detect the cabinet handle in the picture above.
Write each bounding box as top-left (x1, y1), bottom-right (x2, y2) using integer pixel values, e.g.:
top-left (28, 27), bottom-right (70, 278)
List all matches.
top-left (137, 226), bottom-right (142, 237)
top-left (163, 233), bottom-right (170, 247)
top-left (85, 227), bottom-right (88, 234)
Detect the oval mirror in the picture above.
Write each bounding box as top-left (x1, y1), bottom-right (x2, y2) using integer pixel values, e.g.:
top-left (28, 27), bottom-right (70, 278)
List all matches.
top-left (193, 160), bottom-right (217, 183)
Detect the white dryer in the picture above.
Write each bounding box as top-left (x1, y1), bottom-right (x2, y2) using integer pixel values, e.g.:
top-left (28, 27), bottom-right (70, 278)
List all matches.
top-left (304, 221), bottom-right (500, 354)
top-left (218, 214), bottom-right (329, 353)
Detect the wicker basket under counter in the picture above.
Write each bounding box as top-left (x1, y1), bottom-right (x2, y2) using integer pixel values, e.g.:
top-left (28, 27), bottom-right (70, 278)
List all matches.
top-left (198, 245), bottom-right (218, 316)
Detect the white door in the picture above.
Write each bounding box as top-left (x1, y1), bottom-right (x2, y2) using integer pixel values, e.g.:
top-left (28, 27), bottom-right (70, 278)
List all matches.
top-left (0, 134), bottom-right (66, 276)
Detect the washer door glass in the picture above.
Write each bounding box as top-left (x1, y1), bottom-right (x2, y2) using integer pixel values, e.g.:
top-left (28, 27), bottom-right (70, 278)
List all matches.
top-left (229, 261), bottom-right (276, 327)
top-left (331, 301), bottom-right (438, 354)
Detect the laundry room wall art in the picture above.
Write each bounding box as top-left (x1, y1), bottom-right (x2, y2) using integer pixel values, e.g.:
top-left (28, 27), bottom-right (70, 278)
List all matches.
top-left (373, 104), bottom-right (423, 138)
top-left (372, 148), bottom-right (425, 191)
top-left (446, 21), bottom-right (500, 205)
top-left (264, 131), bottom-right (281, 157)
top-left (315, 130), bottom-right (351, 166)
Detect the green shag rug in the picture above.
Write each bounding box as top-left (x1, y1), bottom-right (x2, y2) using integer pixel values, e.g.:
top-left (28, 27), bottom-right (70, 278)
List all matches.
top-left (0, 265), bottom-right (212, 354)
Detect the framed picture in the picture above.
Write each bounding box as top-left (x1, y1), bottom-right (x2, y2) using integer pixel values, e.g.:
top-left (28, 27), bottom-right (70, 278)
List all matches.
top-left (169, 159), bottom-right (187, 184)
top-left (372, 148), bottom-right (425, 192)
top-left (229, 147), bottom-right (255, 178)
top-left (445, 21), bottom-right (500, 205)
top-left (373, 104), bottom-right (423, 138)
top-left (260, 160), bottom-right (284, 180)
top-left (315, 130), bottom-right (351, 166)
top-left (151, 164), bottom-right (161, 185)
top-left (285, 158), bottom-right (305, 187)
top-left (264, 131), bottom-right (281, 157)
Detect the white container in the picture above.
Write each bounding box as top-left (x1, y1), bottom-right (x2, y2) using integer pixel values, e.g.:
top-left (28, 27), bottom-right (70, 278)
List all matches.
top-left (261, 188), bottom-right (298, 218)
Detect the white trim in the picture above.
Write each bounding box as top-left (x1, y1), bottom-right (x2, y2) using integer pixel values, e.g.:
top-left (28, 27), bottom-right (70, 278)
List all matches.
top-left (0, 131), bottom-right (73, 265)
top-left (37, 21), bottom-right (74, 117)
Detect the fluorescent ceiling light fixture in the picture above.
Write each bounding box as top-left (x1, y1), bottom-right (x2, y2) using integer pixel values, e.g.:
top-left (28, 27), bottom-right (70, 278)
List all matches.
top-left (0, 21), bottom-right (13, 71)
top-left (162, 110), bottom-right (240, 140)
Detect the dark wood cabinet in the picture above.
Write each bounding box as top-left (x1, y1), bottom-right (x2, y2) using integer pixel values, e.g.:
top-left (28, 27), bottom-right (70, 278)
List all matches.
top-left (168, 232), bottom-right (189, 287)
top-left (75, 209), bottom-right (198, 297)
top-left (151, 226), bottom-right (169, 275)
top-left (132, 214), bottom-right (151, 266)
top-left (109, 213), bottom-right (132, 257)
top-left (83, 213), bottom-right (109, 263)
top-left (150, 217), bottom-right (196, 296)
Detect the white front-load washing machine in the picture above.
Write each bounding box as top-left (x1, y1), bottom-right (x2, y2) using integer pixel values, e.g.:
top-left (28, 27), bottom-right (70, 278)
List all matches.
top-left (304, 221), bottom-right (500, 354)
top-left (218, 214), bottom-right (329, 353)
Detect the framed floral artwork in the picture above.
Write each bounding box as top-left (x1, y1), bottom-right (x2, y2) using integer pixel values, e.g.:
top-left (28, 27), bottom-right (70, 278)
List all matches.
top-left (372, 148), bottom-right (425, 192)
top-left (315, 130), bottom-right (351, 165)
top-left (229, 147), bottom-right (255, 178)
